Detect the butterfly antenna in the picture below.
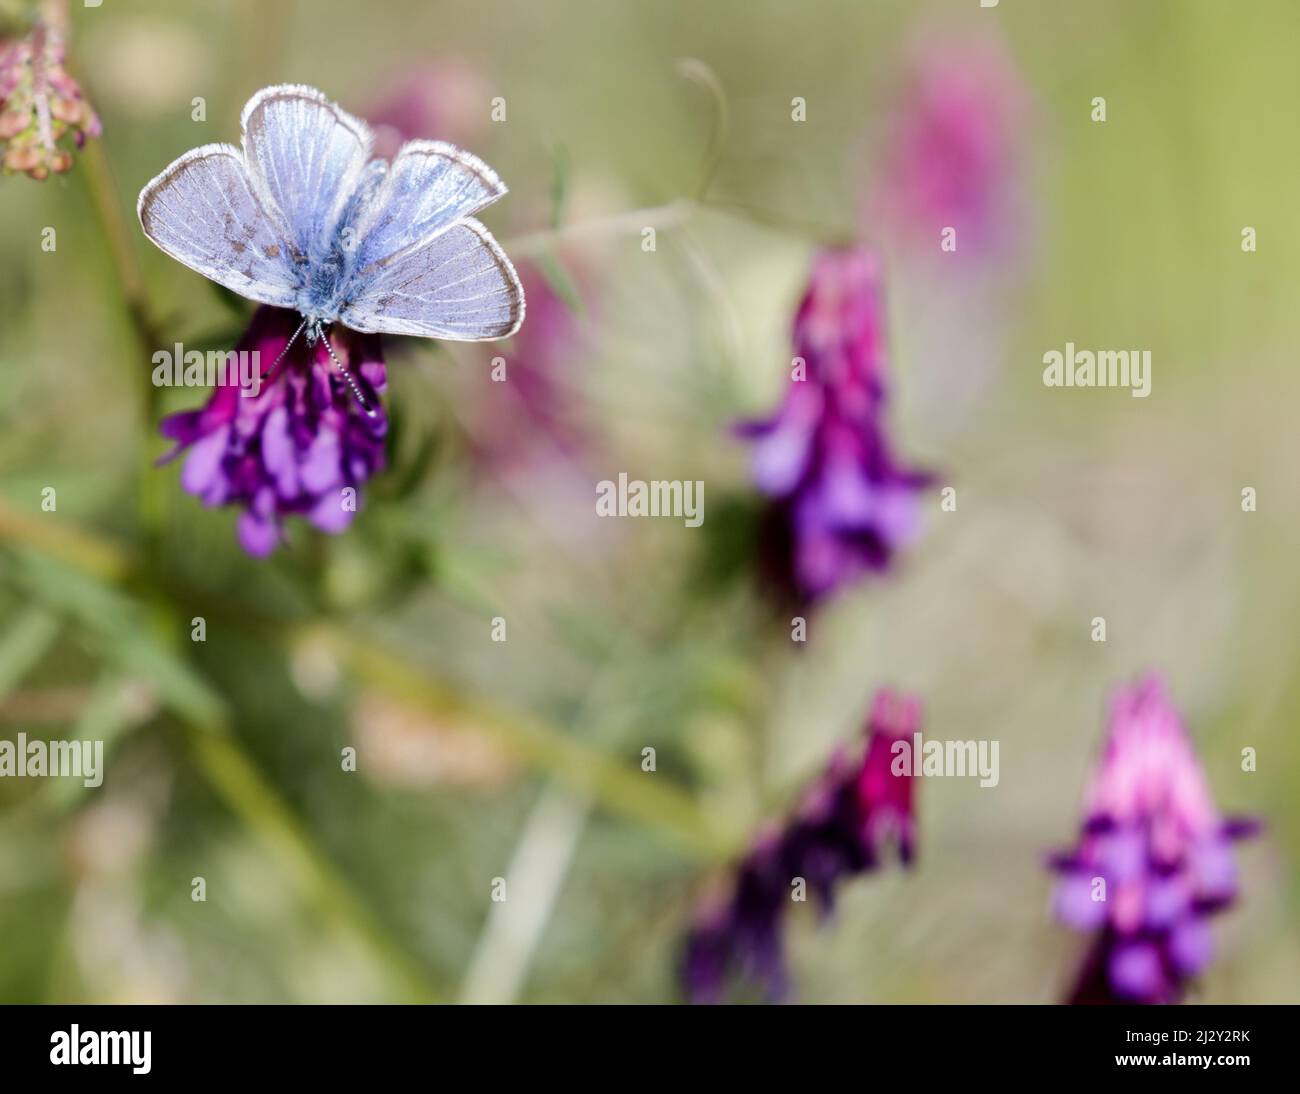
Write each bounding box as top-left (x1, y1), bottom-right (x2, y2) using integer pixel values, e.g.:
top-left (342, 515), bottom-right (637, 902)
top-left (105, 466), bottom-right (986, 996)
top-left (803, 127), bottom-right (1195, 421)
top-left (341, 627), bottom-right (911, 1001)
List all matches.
top-left (260, 315), bottom-right (310, 382)
top-left (316, 322), bottom-right (376, 418)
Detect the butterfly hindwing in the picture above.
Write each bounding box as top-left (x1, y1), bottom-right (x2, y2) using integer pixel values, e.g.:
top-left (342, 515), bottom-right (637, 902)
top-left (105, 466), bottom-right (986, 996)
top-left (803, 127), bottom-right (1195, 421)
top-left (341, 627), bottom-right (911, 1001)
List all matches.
top-left (136, 142), bottom-right (300, 308)
top-left (340, 218), bottom-right (524, 340)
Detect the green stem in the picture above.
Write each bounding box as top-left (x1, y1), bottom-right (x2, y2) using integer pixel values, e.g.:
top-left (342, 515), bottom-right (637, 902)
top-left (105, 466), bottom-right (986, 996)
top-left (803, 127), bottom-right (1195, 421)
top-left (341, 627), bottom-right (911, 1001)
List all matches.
top-left (500, 195), bottom-right (853, 260)
top-left (78, 138), bottom-right (165, 567)
top-left (0, 606), bottom-right (61, 701)
top-left (316, 625), bottom-right (730, 858)
top-left (79, 141), bottom-right (152, 346)
top-left (502, 200), bottom-right (694, 257)
top-left (0, 499), bottom-right (733, 846)
top-left (676, 57), bottom-right (730, 200)
top-left (0, 510), bottom-right (442, 1000)
top-left (0, 502), bottom-right (128, 581)
top-left (186, 722), bottom-right (440, 1002)
top-left (699, 196), bottom-right (858, 247)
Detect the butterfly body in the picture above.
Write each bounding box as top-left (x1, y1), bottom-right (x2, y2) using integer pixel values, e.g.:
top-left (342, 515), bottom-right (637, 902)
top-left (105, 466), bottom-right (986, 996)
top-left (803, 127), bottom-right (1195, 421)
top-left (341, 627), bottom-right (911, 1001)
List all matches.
top-left (138, 85), bottom-right (524, 345)
top-left (297, 239), bottom-right (350, 327)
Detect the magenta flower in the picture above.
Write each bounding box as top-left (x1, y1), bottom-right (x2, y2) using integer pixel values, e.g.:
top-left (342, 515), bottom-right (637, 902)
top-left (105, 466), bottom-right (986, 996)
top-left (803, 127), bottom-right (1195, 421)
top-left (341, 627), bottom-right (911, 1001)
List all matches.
top-left (683, 689), bottom-right (921, 1003)
top-left (1050, 675), bottom-right (1258, 1004)
top-left (737, 248), bottom-right (932, 606)
top-left (0, 19), bottom-right (101, 179)
top-left (367, 61), bottom-right (491, 161)
top-left (467, 262), bottom-right (586, 468)
top-left (870, 35), bottom-right (1025, 256)
top-left (159, 307), bottom-right (387, 557)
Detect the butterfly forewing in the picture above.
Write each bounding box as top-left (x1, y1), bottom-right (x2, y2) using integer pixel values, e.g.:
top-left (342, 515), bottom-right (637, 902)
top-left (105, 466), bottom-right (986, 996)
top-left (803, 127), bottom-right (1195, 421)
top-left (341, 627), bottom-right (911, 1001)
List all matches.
top-left (350, 140), bottom-right (507, 272)
top-left (340, 218), bottom-right (524, 340)
top-left (136, 143), bottom-right (300, 308)
top-left (240, 84), bottom-right (373, 262)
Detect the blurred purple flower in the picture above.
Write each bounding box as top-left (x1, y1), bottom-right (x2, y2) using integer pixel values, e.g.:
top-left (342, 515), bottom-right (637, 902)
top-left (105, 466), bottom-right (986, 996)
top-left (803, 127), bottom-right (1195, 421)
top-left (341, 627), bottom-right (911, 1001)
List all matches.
top-left (467, 262), bottom-right (586, 468)
top-left (0, 19), bottom-right (101, 179)
top-left (737, 248), bottom-right (932, 606)
top-left (159, 307), bottom-right (387, 557)
top-left (367, 61), bottom-right (491, 160)
top-left (869, 34), bottom-right (1025, 257)
top-left (1050, 675), bottom-right (1258, 1005)
top-left (683, 689), bottom-right (921, 1004)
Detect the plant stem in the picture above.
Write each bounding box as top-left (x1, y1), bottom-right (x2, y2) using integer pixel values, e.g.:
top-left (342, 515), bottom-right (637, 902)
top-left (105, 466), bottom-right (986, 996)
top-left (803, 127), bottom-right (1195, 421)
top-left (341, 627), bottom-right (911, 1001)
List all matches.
top-left (458, 782), bottom-right (591, 1004)
top-left (700, 196), bottom-right (858, 246)
top-left (79, 141), bottom-right (153, 347)
top-left (78, 138), bottom-right (166, 568)
top-left (500, 195), bottom-right (854, 261)
top-left (502, 200), bottom-right (695, 257)
top-left (0, 502), bottom-right (128, 581)
top-left (0, 502), bottom-right (734, 856)
top-left (317, 624), bottom-right (730, 858)
top-left (0, 506), bottom-right (442, 1000)
top-left (186, 722), bottom-right (440, 1002)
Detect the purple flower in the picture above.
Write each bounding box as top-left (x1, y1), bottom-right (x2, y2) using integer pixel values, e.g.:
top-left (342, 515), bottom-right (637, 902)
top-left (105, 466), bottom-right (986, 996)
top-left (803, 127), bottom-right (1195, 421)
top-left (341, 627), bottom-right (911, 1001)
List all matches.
top-left (683, 689), bottom-right (921, 1004)
top-left (0, 19), bottom-right (101, 179)
top-left (869, 34), bottom-right (1026, 257)
top-left (737, 248), bottom-right (932, 606)
top-left (1050, 675), bottom-right (1258, 1004)
top-left (466, 262), bottom-right (587, 469)
top-left (159, 306), bottom-right (387, 557)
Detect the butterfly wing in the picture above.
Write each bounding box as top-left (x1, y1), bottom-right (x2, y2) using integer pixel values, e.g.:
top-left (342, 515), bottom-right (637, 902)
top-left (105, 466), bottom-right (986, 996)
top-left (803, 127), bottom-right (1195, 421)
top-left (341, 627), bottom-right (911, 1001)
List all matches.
top-left (139, 91), bottom-right (521, 336)
top-left (340, 141), bottom-right (523, 339)
top-left (136, 142), bottom-right (300, 308)
top-left (240, 84), bottom-right (373, 261)
top-left (340, 218), bottom-right (523, 340)
top-left (349, 141), bottom-right (505, 268)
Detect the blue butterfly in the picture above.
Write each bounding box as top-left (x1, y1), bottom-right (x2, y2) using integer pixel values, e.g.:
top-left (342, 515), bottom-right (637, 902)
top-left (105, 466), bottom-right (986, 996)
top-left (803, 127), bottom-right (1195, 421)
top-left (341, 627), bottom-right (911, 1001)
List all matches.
top-left (137, 84), bottom-right (524, 412)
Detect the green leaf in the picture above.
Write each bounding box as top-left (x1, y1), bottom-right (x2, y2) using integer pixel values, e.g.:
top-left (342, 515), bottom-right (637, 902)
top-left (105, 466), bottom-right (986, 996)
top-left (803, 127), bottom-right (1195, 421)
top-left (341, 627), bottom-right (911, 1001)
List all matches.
top-left (12, 552), bottom-right (226, 727)
top-left (46, 673), bottom-right (143, 813)
top-left (0, 607), bottom-right (60, 702)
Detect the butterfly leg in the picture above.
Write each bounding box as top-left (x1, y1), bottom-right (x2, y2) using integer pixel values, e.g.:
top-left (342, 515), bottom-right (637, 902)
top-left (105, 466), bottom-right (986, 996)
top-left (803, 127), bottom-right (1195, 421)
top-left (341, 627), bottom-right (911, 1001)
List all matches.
top-left (315, 321), bottom-right (377, 418)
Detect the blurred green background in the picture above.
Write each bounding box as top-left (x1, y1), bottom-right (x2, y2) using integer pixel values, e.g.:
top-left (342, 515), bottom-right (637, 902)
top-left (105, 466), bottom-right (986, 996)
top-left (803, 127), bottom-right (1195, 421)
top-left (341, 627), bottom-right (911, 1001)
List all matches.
top-left (0, 0), bottom-right (1296, 1003)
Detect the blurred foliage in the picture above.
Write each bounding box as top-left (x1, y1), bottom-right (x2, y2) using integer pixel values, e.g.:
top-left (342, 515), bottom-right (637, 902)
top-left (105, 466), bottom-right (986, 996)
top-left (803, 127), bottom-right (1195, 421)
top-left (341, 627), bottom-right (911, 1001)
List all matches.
top-left (0, 0), bottom-right (1297, 1003)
